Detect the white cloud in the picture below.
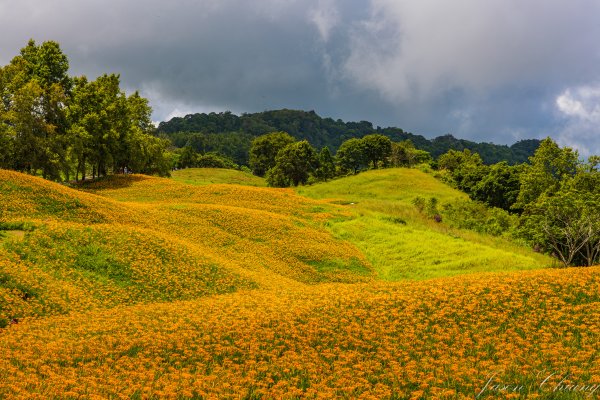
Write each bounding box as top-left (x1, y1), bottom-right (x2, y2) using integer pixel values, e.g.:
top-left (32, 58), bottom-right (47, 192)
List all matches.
top-left (555, 84), bottom-right (600, 155)
top-left (309, 0), bottom-right (340, 42)
top-left (556, 86), bottom-right (600, 121)
top-left (556, 92), bottom-right (587, 119)
top-left (164, 108), bottom-right (196, 121)
top-left (161, 104), bottom-right (237, 122)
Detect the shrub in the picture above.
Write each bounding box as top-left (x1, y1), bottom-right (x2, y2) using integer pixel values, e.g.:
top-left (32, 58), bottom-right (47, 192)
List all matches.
top-left (412, 196), bottom-right (426, 213)
top-left (442, 200), bottom-right (517, 236)
top-left (196, 153), bottom-right (238, 169)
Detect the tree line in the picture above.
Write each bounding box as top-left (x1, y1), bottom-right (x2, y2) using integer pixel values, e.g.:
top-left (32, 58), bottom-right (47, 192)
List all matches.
top-left (245, 131), bottom-right (430, 186)
top-left (0, 40), bottom-right (172, 182)
top-left (245, 130), bottom-right (600, 268)
top-left (435, 138), bottom-right (600, 268)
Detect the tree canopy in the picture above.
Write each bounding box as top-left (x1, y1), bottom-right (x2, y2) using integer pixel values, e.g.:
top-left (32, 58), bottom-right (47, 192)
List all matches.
top-left (0, 39), bottom-right (171, 182)
top-left (266, 141), bottom-right (318, 187)
top-left (520, 186), bottom-right (600, 267)
top-left (248, 131), bottom-right (295, 177)
top-left (336, 138), bottom-right (368, 174)
top-left (514, 137), bottom-right (579, 209)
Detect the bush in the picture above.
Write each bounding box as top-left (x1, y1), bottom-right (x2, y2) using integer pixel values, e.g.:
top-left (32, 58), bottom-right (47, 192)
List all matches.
top-left (442, 200), bottom-right (516, 237)
top-left (196, 153), bottom-right (238, 169)
top-left (412, 196), bottom-right (426, 213)
top-left (426, 197), bottom-right (439, 217)
top-left (265, 165), bottom-right (291, 187)
top-left (412, 196), bottom-right (442, 222)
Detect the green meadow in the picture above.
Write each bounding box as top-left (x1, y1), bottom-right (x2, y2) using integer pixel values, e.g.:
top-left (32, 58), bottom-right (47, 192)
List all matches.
top-left (171, 168), bottom-right (266, 187)
top-left (297, 168), bottom-right (552, 280)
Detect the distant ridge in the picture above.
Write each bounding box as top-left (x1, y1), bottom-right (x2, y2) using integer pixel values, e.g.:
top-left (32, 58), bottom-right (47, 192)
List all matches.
top-left (157, 109), bottom-right (540, 165)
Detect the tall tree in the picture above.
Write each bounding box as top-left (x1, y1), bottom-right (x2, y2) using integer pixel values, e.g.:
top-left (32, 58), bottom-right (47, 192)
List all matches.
top-left (0, 124), bottom-right (11, 169)
top-left (471, 162), bottom-right (523, 211)
top-left (266, 140), bottom-right (318, 187)
top-left (515, 137), bottom-right (579, 209)
top-left (437, 149), bottom-right (486, 193)
top-left (176, 145), bottom-right (198, 169)
top-left (249, 131), bottom-right (295, 176)
top-left (336, 138), bottom-right (367, 174)
top-left (520, 189), bottom-right (600, 267)
top-left (10, 81), bottom-right (48, 174)
top-left (1, 40), bottom-right (71, 180)
top-left (362, 134), bottom-right (392, 169)
top-left (19, 39), bottom-right (70, 90)
top-left (67, 74), bottom-right (125, 179)
top-left (113, 91), bottom-right (154, 174)
top-left (314, 146), bottom-right (336, 181)
top-left (391, 140), bottom-right (432, 167)
top-left (126, 133), bottom-right (172, 176)
top-left (438, 149), bottom-right (482, 173)
top-left (0, 66), bottom-right (14, 168)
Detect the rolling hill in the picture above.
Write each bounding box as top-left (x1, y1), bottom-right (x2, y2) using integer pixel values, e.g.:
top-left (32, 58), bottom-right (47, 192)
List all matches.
top-left (297, 168), bottom-right (552, 280)
top-left (0, 169), bottom-right (373, 326)
top-left (0, 168), bottom-right (598, 399)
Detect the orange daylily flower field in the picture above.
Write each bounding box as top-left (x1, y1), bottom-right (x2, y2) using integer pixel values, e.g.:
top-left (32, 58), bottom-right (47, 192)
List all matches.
top-left (0, 169), bottom-right (598, 399)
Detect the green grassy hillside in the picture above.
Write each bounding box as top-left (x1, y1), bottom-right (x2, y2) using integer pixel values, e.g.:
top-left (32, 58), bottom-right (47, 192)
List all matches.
top-left (297, 168), bottom-right (552, 280)
top-left (171, 168), bottom-right (266, 187)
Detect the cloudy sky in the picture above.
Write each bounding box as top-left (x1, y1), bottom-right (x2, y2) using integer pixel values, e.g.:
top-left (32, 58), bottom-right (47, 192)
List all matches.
top-left (2, 0), bottom-right (600, 153)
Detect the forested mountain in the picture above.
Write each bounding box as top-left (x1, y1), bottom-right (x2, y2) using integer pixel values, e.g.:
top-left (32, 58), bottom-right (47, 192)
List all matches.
top-left (156, 109), bottom-right (541, 165)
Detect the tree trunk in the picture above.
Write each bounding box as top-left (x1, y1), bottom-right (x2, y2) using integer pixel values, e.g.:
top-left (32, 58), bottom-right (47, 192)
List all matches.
top-left (583, 240), bottom-right (600, 267)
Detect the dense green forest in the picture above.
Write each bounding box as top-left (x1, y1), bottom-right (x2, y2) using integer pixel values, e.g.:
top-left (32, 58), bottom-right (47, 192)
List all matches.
top-left (156, 109), bottom-right (541, 165)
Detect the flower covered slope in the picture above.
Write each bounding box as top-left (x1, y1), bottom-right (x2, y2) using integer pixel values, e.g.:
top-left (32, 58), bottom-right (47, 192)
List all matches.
top-left (0, 169), bottom-right (598, 399)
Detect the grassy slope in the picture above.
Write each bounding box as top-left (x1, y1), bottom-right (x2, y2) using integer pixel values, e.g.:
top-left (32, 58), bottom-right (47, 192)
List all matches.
top-left (171, 168), bottom-right (266, 187)
top-left (297, 168), bottom-right (553, 280)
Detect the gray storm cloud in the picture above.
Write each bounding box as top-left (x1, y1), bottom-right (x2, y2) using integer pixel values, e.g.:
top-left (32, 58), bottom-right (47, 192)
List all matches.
top-left (1, 0), bottom-right (600, 153)
top-left (342, 1), bottom-right (600, 99)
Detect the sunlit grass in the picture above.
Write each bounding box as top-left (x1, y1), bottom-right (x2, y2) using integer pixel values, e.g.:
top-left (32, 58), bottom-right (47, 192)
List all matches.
top-left (328, 215), bottom-right (548, 280)
top-left (297, 168), bottom-right (465, 204)
top-left (171, 167), bottom-right (266, 187)
top-left (298, 167), bottom-right (553, 280)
